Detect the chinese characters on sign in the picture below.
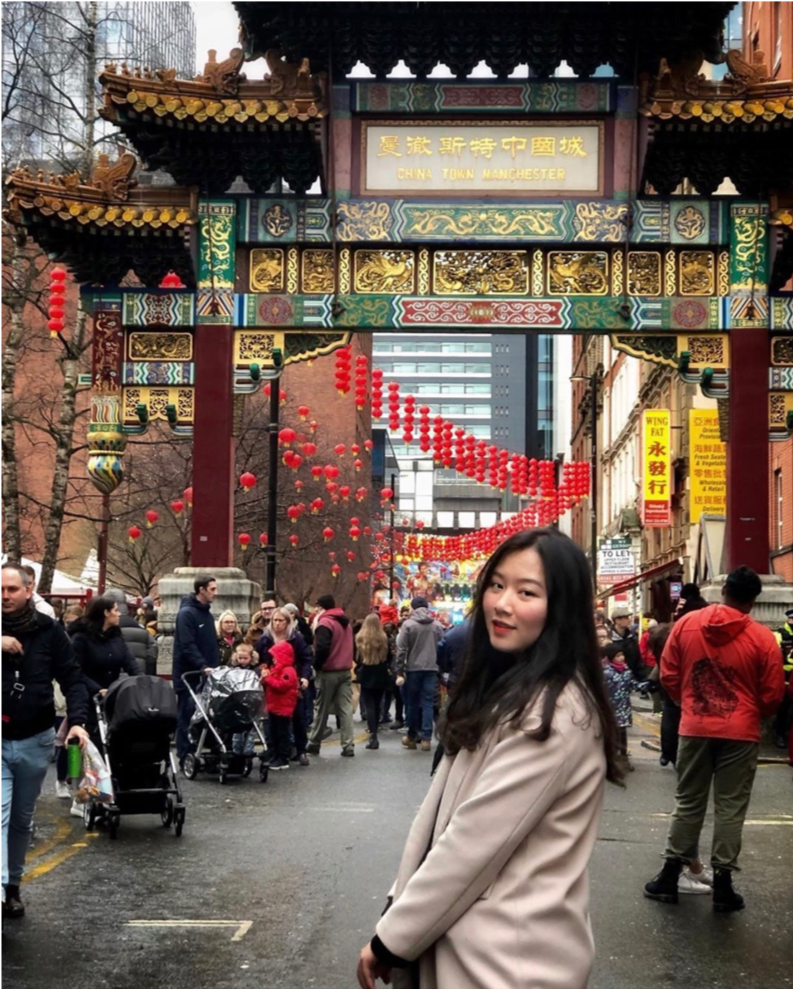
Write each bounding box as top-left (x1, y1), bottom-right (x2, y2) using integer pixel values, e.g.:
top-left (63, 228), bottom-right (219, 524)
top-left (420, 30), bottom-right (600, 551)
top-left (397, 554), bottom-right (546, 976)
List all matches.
top-left (642, 410), bottom-right (671, 528)
top-left (689, 409), bottom-right (726, 522)
top-left (363, 123), bottom-right (602, 194)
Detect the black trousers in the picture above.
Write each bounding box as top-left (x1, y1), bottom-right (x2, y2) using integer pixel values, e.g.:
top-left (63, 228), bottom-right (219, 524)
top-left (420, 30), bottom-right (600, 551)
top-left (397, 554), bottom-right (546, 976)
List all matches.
top-left (269, 714), bottom-right (292, 762)
top-left (659, 690), bottom-right (681, 764)
top-left (291, 696), bottom-right (308, 756)
top-left (361, 687), bottom-right (385, 739)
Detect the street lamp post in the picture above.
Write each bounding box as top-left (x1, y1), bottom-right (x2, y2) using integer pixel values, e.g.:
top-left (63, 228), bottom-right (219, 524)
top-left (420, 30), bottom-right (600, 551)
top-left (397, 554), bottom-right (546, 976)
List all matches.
top-left (571, 369), bottom-right (601, 590)
top-left (264, 349), bottom-right (284, 599)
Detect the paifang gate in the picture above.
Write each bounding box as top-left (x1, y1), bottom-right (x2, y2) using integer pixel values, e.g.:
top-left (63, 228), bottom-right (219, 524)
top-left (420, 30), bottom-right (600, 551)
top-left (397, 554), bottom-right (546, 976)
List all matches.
top-left (7, 2), bottom-right (793, 574)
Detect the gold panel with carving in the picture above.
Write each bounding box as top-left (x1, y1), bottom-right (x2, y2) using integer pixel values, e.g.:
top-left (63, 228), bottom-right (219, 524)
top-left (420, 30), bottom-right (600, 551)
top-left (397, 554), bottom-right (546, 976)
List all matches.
top-left (128, 332), bottom-right (193, 361)
top-left (286, 247), bottom-right (299, 294)
top-left (612, 249), bottom-right (624, 295)
top-left (234, 330), bottom-right (286, 365)
top-left (250, 248), bottom-right (285, 293)
top-left (532, 249), bottom-right (543, 297)
top-left (122, 386), bottom-right (194, 424)
top-left (547, 251), bottom-right (608, 295)
top-left (417, 248), bottom-right (430, 295)
top-left (717, 250), bottom-right (730, 296)
top-left (433, 250), bottom-right (528, 295)
top-left (679, 251), bottom-right (715, 296)
top-left (626, 252), bottom-right (661, 297)
top-left (301, 249), bottom-right (335, 294)
top-left (682, 334), bottom-right (729, 369)
top-left (664, 249), bottom-right (676, 296)
top-left (339, 248), bottom-right (352, 293)
top-left (354, 250), bottom-right (415, 294)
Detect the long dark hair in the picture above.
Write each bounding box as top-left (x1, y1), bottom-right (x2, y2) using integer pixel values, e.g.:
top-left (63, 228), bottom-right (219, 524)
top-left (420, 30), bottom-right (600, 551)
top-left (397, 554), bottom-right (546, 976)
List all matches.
top-left (83, 595), bottom-right (118, 633)
top-left (441, 528), bottom-right (623, 784)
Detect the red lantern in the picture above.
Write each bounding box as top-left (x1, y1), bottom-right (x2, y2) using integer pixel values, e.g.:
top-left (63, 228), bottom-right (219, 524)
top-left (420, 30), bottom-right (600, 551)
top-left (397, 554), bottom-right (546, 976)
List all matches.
top-left (334, 443), bottom-right (346, 457)
top-left (349, 525), bottom-right (361, 542)
top-left (239, 471), bottom-right (257, 491)
top-left (331, 563), bottom-right (341, 578)
top-left (170, 499), bottom-right (185, 516)
top-left (290, 453), bottom-right (303, 472)
top-left (353, 459), bottom-right (363, 472)
top-left (323, 526), bottom-right (335, 543)
top-left (238, 532), bottom-right (251, 550)
top-left (159, 270), bottom-right (185, 289)
top-left (145, 509), bottom-right (159, 528)
top-left (287, 505), bottom-right (301, 524)
top-left (324, 464), bottom-right (339, 480)
top-left (357, 571), bottom-right (369, 582)
top-left (310, 498), bottom-right (324, 514)
top-left (311, 465), bottom-right (324, 481)
top-left (355, 486), bottom-right (368, 502)
top-left (259, 533), bottom-right (268, 547)
top-left (339, 485), bottom-right (351, 502)
top-left (308, 420), bottom-right (318, 434)
top-left (364, 439), bottom-right (374, 454)
top-left (183, 486), bottom-right (193, 507)
top-left (289, 534), bottom-right (299, 548)
top-left (380, 486), bottom-right (393, 506)
top-left (346, 550), bottom-right (356, 562)
top-left (283, 450), bottom-right (296, 468)
top-left (278, 428), bottom-right (296, 447)
top-left (297, 405), bottom-right (310, 420)
top-left (127, 525), bottom-right (142, 544)
top-left (302, 441), bottom-right (317, 458)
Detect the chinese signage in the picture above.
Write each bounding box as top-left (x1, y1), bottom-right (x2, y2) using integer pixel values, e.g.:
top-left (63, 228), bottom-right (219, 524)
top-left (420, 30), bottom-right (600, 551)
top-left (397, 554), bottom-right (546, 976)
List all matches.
top-left (689, 408), bottom-right (726, 522)
top-left (642, 410), bottom-right (671, 528)
top-left (598, 536), bottom-right (635, 586)
top-left (362, 122), bottom-right (603, 195)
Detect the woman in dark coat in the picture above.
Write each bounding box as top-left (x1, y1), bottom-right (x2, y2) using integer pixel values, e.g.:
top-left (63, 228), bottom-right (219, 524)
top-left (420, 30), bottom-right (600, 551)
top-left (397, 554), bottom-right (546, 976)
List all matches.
top-left (71, 596), bottom-right (143, 704)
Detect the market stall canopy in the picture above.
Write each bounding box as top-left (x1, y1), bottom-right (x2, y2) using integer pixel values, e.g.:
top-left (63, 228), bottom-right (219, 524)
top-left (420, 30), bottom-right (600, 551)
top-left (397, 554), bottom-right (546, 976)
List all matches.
top-left (235, 1), bottom-right (734, 79)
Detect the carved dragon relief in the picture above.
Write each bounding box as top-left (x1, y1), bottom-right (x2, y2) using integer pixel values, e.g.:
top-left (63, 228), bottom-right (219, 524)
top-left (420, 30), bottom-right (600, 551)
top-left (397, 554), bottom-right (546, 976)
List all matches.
top-left (201, 47), bottom-right (246, 95)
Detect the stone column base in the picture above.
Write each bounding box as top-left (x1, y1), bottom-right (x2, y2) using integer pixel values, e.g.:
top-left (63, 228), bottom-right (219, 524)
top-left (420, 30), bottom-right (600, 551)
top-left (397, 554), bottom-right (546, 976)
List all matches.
top-left (155, 567), bottom-right (262, 677)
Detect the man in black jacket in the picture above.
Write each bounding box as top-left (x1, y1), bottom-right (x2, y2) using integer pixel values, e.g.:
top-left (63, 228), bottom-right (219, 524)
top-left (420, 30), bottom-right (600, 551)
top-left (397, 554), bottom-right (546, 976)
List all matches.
top-left (610, 607), bottom-right (646, 679)
top-left (106, 588), bottom-right (158, 675)
top-left (172, 575), bottom-right (220, 767)
top-left (2, 563), bottom-right (90, 919)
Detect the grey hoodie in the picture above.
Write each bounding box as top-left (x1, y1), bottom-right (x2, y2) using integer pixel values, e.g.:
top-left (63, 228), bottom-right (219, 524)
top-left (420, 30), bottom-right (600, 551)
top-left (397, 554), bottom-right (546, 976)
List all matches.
top-left (396, 608), bottom-right (445, 675)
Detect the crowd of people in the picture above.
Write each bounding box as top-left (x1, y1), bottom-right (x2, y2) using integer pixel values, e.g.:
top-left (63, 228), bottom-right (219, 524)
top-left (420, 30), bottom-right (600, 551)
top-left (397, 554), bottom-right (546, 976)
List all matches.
top-left (3, 545), bottom-right (792, 987)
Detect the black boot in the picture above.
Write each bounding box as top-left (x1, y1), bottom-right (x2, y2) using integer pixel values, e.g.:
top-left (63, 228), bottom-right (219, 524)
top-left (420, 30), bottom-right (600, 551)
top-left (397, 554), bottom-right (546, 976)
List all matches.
top-left (644, 858), bottom-right (683, 903)
top-left (366, 736), bottom-right (380, 750)
top-left (2, 884), bottom-right (25, 919)
top-left (713, 868), bottom-right (745, 912)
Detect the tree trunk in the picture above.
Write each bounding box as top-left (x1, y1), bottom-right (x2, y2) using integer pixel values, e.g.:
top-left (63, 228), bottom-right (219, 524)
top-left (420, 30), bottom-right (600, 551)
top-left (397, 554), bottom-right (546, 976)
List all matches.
top-left (1, 239), bottom-right (30, 562)
top-left (38, 309), bottom-right (89, 593)
top-left (81, 0), bottom-right (98, 175)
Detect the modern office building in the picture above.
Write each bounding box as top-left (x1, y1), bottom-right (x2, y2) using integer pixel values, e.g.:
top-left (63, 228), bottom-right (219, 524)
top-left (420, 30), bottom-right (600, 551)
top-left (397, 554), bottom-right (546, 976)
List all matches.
top-left (2, 1), bottom-right (196, 166)
top-left (373, 332), bottom-right (561, 530)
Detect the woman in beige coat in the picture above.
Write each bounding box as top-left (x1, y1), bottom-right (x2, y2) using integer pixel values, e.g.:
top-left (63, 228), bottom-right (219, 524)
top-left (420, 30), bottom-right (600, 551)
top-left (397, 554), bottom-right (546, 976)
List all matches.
top-left (358, 528), bottom-right (622, 989)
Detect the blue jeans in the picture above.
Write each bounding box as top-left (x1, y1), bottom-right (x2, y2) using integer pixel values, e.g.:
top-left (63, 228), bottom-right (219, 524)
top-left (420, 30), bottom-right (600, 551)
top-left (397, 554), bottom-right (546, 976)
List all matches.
top-left (404, 671), bottom-right (437, 742)
top-left (2, 729), bottom-right (56, 891)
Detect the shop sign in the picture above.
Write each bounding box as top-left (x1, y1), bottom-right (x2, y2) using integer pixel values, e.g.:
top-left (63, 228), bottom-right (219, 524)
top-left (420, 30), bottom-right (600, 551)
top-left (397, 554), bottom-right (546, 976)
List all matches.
top-left (689, 408), bottom-right (726, 523)
top-left (598, 536), bottom-right (634, 585)
top-left (642, 410), bottom-right (671, 528)
top-left (362, 121), bottom-right (603, 195)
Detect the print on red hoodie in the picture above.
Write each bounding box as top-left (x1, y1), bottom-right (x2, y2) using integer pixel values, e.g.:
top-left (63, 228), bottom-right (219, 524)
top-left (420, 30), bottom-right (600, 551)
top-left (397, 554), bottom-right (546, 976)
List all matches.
top-left (263, 640), bottom-right (299, 717)
top-left (661, 603), bottom-right (784, 742)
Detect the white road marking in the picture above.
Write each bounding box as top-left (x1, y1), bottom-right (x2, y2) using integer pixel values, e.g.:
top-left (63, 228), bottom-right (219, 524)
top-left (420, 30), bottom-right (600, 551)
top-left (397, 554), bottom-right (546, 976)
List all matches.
top-left (126, 920), bottom-right (252, 941)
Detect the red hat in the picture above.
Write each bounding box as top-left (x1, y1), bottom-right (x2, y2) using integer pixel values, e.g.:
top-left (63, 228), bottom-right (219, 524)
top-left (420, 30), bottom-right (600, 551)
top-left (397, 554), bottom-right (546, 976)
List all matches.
top-left (269, 640), bottom-right (295, 666)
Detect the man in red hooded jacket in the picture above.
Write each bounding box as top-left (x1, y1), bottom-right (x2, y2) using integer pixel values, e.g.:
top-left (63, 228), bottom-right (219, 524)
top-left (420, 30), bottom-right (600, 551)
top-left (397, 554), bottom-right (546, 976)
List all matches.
top-left (644, 566), bottom-right (785, 912)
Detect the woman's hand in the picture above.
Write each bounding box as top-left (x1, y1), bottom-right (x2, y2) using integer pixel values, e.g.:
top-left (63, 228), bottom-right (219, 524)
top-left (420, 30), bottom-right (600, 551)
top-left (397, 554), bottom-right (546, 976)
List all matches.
top-left (65, 724), bottom-right (90, 751)
top-left (357, 942), bottom-right (390, 989)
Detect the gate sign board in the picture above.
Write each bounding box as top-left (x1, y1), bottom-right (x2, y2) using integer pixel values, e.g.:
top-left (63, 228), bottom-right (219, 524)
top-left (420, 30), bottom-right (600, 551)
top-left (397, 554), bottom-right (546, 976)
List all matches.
top-left (642, 410), bottom-right (671, 528)
top-left (689, 408), bottom-right (726, 522)
top-left (598, 537), bottom-right (634, 585)
top-left (362, 122), bottom-right (603, 195)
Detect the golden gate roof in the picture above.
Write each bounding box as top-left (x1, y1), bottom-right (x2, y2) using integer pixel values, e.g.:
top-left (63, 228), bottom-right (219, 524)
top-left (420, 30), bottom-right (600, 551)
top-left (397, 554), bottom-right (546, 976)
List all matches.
top-left (100, 49), bottom-right (327, 127)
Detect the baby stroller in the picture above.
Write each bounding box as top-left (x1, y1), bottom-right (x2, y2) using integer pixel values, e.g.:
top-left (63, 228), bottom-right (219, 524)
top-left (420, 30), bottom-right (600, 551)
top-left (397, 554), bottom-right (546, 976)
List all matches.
top-left (85, 675), bottom-right (185, 839)
top-left (181, 667), bottom-right (269, 784)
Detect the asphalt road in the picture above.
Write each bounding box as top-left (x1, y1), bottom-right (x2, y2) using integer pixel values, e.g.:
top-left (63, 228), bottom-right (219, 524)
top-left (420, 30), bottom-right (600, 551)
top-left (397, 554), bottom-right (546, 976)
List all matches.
top-left (3, 722), bottom-right (791, 989)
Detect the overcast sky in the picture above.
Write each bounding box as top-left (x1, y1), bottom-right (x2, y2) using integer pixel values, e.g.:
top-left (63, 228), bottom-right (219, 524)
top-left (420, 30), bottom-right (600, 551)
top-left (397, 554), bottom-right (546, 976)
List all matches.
top-left (193, 1), bottom-right (241, 71)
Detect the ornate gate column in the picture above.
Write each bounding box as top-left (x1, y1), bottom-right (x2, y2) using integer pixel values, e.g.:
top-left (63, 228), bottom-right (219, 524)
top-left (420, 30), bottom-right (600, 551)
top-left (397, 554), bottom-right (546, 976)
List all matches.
top-left (726, 203), bottom-right (769, 573)
top-left (193, 199), bottom-right (237, 568)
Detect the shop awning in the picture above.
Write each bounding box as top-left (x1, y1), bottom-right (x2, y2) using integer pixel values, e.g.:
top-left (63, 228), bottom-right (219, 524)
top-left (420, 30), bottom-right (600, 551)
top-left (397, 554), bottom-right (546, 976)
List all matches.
top-left (598, 559), bottom-right (682, 600)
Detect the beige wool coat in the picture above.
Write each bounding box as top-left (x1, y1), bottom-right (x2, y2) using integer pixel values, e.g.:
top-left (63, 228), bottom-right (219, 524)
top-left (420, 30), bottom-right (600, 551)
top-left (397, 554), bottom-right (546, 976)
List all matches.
top-left (376, 682), bottom-right (607, 989)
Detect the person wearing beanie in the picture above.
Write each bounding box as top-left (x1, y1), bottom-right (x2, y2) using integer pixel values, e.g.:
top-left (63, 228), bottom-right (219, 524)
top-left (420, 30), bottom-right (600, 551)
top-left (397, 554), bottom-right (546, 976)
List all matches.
top-left (105, 588), bottom-right (158, 676)
top-left (395, 598), bottom-right (444, 752)
top-left (306, 594), bottom-right (356, 757)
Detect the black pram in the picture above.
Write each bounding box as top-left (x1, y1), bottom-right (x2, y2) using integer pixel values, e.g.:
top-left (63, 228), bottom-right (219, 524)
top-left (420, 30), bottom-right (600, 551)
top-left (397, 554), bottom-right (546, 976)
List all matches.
top-left (86, 675), bottom-right (186, 838)
top-left (182, 667), bottom-right (269, 783)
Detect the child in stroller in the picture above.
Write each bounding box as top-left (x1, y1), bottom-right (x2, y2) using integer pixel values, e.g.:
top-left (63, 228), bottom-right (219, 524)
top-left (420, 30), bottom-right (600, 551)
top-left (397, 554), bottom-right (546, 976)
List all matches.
top-left (229, 642), bottom-right (261, 757)
top-left (181, 663), bottom-right (269, 784)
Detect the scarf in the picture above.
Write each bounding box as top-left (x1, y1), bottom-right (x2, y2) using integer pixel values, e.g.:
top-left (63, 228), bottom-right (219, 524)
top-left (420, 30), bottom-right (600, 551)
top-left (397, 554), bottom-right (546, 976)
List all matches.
top-left (2, 603), bottom-right (39, 637)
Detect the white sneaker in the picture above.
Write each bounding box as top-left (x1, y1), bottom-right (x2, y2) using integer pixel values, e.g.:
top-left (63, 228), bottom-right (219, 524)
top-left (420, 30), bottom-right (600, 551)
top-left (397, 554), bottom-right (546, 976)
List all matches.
top-left (679, 869), bottom-right (712, 894)
top-left (70, 799), bottom-right (84, 819)
top-left (55, 781), bottom-right (71, 799)
top-left (687, 865), bottom-right (713, 886)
